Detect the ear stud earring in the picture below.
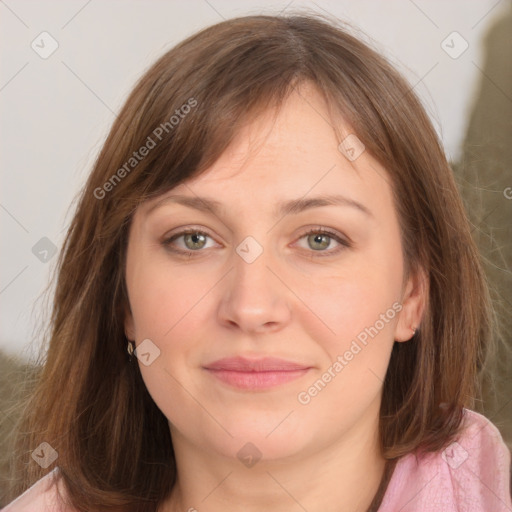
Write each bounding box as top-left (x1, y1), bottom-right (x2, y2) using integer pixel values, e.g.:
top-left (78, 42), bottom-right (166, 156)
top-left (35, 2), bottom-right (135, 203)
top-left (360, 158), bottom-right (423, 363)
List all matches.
top-left (127, 340), bottom-right (136, 357)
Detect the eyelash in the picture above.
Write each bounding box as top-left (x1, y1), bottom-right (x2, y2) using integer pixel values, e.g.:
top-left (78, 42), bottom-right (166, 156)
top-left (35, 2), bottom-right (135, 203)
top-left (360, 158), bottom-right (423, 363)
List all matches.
top-left (161, 226), bottom-right (351, 258)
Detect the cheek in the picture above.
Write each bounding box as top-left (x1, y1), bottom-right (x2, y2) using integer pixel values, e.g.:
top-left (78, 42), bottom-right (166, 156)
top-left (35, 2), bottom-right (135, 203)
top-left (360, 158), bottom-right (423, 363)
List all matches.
top-left (127, 258), bottom-right (208, 340)
top-left (129, 268), bottom-right (212, 431)
top-left (294, 244), bottom-right (404, 358)
top-left (292, 267), bottom-right (401, 430)
top-left (295, 280), bottom-right (399, 402)
top-left (128, 264), bottom-right (215, 395)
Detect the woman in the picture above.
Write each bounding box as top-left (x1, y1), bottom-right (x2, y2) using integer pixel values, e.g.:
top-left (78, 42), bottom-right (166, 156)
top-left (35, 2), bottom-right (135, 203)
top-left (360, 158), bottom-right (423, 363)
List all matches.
top-left (4, 13), bottom-right (511, 512)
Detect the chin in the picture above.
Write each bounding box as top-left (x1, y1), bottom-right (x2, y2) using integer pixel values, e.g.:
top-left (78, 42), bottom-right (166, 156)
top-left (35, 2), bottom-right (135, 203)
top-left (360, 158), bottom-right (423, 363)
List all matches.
top-left (202, 413), bottom-right (312, 464)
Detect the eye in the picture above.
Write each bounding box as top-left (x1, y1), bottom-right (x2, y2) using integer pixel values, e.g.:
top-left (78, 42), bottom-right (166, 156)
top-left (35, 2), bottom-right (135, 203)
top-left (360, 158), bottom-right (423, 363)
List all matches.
top-left (162, 228), bottom-right (217, 255)
top-left (162, 226), bottom-right (351, 258)
top-left (294, 228), bottom-right (351, 256)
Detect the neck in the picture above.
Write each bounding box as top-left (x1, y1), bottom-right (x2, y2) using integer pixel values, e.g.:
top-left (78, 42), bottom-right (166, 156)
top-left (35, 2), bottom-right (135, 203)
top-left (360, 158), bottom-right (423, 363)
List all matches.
top-left (160, 407), bottom-right (389, 512)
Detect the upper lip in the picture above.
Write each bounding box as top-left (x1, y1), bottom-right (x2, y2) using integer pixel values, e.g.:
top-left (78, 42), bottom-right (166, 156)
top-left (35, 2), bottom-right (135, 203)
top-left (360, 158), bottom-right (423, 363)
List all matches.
top-left (203, 356), bottom-right (311, 372)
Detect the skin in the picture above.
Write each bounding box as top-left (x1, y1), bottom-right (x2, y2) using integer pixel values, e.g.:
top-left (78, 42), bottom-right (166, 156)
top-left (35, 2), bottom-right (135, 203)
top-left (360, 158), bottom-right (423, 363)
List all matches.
top-left (124, 82), bottom-right (426, 512)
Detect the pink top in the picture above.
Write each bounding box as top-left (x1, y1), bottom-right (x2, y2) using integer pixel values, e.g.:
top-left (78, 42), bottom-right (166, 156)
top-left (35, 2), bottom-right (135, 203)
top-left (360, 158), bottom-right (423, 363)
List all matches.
top-left (3, 409), bottom-right (511, 511)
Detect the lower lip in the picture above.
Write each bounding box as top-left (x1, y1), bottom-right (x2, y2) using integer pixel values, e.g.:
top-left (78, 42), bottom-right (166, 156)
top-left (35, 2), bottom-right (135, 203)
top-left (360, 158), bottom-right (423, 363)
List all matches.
top-left (205, 368), bottom-right (310, 390)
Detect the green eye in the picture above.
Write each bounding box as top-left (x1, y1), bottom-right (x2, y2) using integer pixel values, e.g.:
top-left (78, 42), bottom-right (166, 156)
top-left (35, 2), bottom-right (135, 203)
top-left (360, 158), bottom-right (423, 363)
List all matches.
top-left (296, 228), bottom-right (351, 257)
top-left (163, 229), bottom-right (215, 255)
top-left (162, 227), bottom-right (351, 257)
top-left (307, 233), bottom-right (332, 251)
top-left (183, 232), bottom-right (208, 250)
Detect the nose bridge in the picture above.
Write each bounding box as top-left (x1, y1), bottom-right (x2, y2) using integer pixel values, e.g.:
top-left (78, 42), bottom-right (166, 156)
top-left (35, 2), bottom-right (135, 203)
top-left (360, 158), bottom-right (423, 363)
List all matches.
top-left (218, 234), bottom-right (290, 331)
top-left (232, 234), bottom-right (277, 302)
top-left (234, 236), bottom-right (272, 293)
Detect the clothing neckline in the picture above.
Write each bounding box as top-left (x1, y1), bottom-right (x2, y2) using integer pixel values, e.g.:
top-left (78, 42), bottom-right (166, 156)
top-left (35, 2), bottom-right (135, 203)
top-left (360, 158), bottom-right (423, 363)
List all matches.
top-left (365, 457), bottom-right (398, 512)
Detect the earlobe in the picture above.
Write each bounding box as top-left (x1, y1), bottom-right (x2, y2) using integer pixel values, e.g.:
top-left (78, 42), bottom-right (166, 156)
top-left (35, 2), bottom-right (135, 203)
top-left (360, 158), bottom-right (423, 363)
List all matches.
top-left (394, 267), bottom-right (428, 342)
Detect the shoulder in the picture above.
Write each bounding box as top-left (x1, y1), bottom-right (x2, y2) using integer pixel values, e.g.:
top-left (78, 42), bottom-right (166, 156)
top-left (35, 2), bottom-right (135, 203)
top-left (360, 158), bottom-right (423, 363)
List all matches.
top-left (379, 409), bottom-right (512, 512)
top-left (2, 468), bottom-right (77, 512)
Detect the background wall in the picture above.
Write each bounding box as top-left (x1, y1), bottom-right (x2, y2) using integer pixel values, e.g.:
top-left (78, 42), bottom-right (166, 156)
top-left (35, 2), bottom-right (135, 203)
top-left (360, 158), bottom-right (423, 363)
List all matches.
top-left (1, 0), bottom-right (511, 487)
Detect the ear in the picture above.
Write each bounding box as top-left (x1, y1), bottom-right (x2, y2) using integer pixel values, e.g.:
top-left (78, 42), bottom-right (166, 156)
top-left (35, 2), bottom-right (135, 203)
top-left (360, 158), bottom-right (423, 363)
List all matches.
top-left (394, 266), bottom-right (428, 342)
top-left (124, 302), bottom-right (136, 341)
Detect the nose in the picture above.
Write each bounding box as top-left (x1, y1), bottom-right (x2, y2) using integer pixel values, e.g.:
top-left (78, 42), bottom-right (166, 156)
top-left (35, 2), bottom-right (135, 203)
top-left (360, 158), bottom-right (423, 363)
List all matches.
top-left (217, 242), bottom-right (292, 334)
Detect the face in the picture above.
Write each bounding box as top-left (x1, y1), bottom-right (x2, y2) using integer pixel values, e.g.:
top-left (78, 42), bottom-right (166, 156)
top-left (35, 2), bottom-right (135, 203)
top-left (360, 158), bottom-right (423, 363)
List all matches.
top-left (124, 83), bottom-right (423, 463)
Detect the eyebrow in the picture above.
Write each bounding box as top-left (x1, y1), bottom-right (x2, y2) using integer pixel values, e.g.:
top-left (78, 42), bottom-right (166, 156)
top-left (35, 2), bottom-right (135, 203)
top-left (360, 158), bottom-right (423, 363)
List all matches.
top-left (146, 193), bottom-right (373, 219)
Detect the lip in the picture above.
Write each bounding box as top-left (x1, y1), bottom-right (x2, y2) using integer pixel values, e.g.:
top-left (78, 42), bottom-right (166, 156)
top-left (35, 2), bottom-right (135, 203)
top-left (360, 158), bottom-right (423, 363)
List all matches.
top-left (203, 356), bottom-right (312, 390)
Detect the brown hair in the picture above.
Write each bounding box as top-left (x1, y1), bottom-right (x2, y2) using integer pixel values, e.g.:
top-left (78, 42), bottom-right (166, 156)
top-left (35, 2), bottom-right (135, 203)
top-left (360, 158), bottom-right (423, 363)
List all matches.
top-left (8, 12), bottom-right (493, 511)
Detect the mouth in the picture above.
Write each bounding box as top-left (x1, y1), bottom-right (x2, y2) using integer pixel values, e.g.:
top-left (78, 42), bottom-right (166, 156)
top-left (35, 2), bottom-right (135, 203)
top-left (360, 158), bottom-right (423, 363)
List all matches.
top-left (203, 356), bottom-right (312, 390)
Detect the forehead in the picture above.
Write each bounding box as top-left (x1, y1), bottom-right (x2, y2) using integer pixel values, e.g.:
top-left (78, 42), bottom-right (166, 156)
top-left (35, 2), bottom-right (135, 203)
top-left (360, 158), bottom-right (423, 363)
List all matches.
top-left (141, 85), bottom-right (394, 219)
